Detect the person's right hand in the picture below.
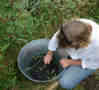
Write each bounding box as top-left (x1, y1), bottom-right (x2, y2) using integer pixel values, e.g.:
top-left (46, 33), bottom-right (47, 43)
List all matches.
top-left (44, 54), bottom-right (53, 64)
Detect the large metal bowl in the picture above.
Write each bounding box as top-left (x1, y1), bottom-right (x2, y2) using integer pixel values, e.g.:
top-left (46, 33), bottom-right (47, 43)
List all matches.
top-left (17, 39), bottom-right (63, 83)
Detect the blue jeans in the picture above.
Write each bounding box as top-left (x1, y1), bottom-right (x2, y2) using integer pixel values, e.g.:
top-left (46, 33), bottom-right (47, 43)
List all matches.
top-left (22, 39), bottom-right (96, 90)
top-left (58, 66), bottom-right (95, 90)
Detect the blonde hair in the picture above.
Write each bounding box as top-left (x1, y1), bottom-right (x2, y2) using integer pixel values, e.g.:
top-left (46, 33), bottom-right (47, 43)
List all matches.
top-left (57, 19), bottom-right (92, 49)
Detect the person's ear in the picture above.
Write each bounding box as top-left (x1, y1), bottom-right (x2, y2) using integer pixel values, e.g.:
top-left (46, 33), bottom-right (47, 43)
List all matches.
top-left (87, 24), bottom-right (92, 32)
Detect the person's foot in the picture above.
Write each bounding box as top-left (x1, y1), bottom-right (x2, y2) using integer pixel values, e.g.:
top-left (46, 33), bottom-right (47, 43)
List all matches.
top-left (46, 81), bottom-right (59, 90)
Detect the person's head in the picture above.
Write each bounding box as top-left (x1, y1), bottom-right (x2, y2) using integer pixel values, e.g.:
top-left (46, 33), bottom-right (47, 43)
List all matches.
top-left (57, 20), bottom-right (92, 49)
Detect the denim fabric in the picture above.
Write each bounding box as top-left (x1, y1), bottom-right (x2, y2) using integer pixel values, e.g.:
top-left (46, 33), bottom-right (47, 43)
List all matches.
top-left (58, 66), bottom-right (95, 89)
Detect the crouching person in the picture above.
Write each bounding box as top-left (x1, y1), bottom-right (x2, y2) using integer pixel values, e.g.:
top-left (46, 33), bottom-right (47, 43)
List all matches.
top-left (44, 18), bottom-right (99, 90)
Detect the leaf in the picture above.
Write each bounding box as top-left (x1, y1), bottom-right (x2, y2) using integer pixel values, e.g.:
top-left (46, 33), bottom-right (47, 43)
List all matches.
top-left (74, 85), bottom-right (85, 90)
top-left (1, 43), bottom-right (10, 53)
top-left (8, 76), bottom-right (17, 87)
top-left (95, 75), bottom-right (99, 80)
top-left (0, 55), bottom-right (4, 61)
top-left (0, 64), bottom-right (6, 68)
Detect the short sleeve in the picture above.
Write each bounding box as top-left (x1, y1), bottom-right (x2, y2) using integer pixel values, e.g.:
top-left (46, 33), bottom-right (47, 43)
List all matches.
top-left (81, 45), bottom-right (99, 69)
top-left (48, 31), bottom-right (59, 51)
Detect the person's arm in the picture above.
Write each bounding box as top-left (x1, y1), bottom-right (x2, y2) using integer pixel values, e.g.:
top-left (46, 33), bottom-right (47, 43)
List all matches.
top-left (68, 46), bottom-right (99, 70)
top-left (70, 59), bottom-right (82, 66)
top-left (44, 31), bottom-right (59, 64)
top-left (48, 31), bottom-right (59, 51)
top-left (59, 58), bottom-right (82, 68)
top-left (47, 31), bottom-right (59, 57)
top-left (60, 45), bottom-right (99, 69)
top-left (79, 46), bottom-right (99, 69)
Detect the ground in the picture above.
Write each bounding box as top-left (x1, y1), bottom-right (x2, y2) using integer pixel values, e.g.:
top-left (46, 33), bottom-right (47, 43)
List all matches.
top-left (0, 0), bottom-right (99, 90)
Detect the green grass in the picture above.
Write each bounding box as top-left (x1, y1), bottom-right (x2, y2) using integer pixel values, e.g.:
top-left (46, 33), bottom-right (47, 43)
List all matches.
top-left (0, 0), bottom-right (99, 90)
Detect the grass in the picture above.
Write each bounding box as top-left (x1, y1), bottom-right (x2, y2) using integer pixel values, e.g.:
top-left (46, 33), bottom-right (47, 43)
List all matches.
top-left (0, 0), bottom-right (99, 90)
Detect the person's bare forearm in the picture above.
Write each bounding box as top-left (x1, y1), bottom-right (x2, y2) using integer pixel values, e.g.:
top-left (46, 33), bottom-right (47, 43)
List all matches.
top-left (69, 59), bottom-right (82, 66)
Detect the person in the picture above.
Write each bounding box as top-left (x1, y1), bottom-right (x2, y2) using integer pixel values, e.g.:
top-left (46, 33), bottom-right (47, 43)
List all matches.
top-left (43, 18), bottom-right (99, 90)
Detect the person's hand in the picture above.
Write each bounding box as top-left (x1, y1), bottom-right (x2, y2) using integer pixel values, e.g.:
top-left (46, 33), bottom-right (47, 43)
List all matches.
top-left (59, 58), bottom-right (72, 68)
top-left (44, 54), bottom-right (53, 64)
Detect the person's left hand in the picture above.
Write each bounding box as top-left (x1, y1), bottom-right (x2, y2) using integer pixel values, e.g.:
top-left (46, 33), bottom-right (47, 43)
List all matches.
top-left (59, 58), bottom-right (72, 68)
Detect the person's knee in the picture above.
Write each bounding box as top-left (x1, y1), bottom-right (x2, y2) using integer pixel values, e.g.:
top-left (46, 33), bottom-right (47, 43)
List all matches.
top-left (59, 78), bottom-right (76, 89)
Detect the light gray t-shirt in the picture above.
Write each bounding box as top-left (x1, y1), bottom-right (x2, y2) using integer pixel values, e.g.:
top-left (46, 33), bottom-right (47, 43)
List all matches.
top-left (48, 18), bottom-right (99, 69)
